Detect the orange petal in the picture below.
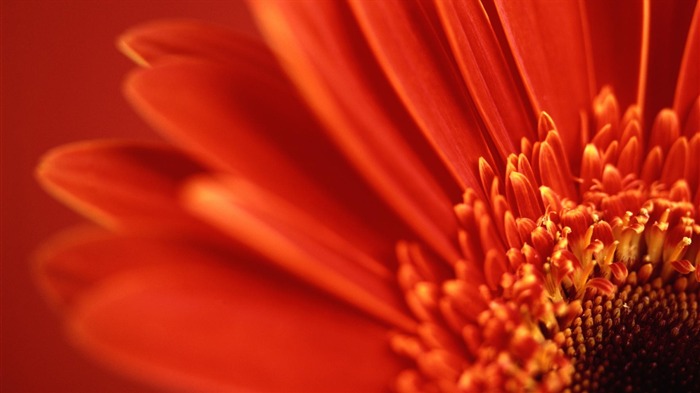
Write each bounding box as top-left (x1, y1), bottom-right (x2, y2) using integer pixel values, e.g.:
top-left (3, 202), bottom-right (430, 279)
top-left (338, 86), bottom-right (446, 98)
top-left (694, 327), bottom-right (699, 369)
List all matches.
top-left (649, 109), bottom-right (681, 153)
top-left (674, 2), bottom-right (700, 126)
top-left (617, 136), bottom-right (642, 177)
top-left (249, 0), bottom-right (460, 261)
top-left (638, 0), bottom-right (651, 114)
top-left (34, 226), bottom-right (233, 310)
top-left (118, 19), bottom-right (271, 69)
top-left (350, 0), bottom-right (508, 171)
top-left (538, 132), bottom-right (577, 200)
top-left (34, 226), bottom-right (127, 309)
top-left (435, 0), bottom-right (535, 153)
top-left (493, 0), bottom-right (594, 161)
top-left (127, 60), bottom-right (413, 254)
top-left (686, 133), bottom-right (700, 194)
top-left (508, 172), bottom-right (543, 221)
top-left (43, 235), bottom-right (403, 392)
top-left (36, 140), bottom-right (208, 234)
top-left (641, 146), bottom-right (664, 185)
top-left (183, 175), bottom-right (416, 333)
top-left (586, 277), bottom-right (615, 296)
top-left (670, 259), bottom-right (695, 275)
top-left (661, 137), bottom-right (688, 186)
top-left (646, 0), bottom-right (698, 122)
top-left (584, 0), bottom-right (644, 110)
top-left (121, 23), bottom-right (337, 197)
top-left (125, 60), bottom-right (324, 194)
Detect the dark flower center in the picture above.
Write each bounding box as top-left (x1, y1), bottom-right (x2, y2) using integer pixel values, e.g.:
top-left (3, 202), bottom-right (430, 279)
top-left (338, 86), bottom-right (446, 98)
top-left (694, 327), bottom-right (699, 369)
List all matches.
top-left (564, 280), bottom-right (699, 393)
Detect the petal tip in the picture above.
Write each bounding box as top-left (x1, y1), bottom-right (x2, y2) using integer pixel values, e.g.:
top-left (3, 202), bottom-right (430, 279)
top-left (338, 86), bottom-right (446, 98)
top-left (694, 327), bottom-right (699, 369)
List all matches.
top-left (116, 36), bottom-right (150, 67)
top-left (35, 141), bottom-right (92, 187)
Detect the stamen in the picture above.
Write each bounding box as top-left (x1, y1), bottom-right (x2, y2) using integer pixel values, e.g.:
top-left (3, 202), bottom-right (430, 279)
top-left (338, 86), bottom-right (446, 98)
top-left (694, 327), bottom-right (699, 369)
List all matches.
top-left (391, 88), bottom-right (699, 392)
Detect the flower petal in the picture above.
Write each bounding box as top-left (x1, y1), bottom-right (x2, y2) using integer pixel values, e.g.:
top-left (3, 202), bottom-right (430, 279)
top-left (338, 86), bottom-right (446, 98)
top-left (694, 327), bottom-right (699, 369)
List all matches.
top-left (249, 0), bottom-right (460, 261)
top-left (674, 2), bottom-right (700, 126)
top-left (349, 0), bottom-right (511, 171)
top-left (646, 0), bottom-right (698, 121)
top-left (492, 0), bottom-right (594, 159)
top-left (126, 60), bottom-right (413, 259)
top-left (183, 175), bottom-right (417, 333)
top-left (34, 226), bottom-right (206, 309)
top-left (435, 0), bottom-right (535, 151)
top-left (125, 60), bottom-right (321, 190)
top-left (118, 19), bottom-right (273, 69)
top-left (36, 141), bottom-right (208, 234)
top-left (41, 234), bottom-right (404, 392)
top-left (584, 0), bottom-right (644, 110)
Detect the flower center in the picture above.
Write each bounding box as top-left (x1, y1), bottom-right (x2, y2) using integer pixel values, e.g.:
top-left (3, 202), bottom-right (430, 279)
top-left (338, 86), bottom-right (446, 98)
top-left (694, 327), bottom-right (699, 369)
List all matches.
top-left (391, 89), bottom-right (699, 393)
top-left (563, 280), bottom-right (699, 393)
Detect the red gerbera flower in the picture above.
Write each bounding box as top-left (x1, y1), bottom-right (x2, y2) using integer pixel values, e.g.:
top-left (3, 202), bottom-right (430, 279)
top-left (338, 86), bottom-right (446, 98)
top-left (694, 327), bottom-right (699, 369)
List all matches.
top-left (36, 1), bottom-right (699, 392)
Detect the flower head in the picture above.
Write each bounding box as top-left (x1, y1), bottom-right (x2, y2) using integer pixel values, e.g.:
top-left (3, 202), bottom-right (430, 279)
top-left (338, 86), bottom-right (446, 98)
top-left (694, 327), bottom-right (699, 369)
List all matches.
top-left (36, 1), bottom-right (699, 392)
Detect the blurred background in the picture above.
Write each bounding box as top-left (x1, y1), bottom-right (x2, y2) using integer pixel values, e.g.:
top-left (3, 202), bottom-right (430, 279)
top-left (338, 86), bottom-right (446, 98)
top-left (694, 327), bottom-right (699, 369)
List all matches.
top-left (2, 1), bottom-right (255, 391)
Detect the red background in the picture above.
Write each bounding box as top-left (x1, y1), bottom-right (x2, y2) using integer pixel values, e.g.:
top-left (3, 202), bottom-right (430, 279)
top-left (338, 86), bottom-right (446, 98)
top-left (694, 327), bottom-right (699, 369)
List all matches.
top-left (2, 1), bottom-right (256, 391)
